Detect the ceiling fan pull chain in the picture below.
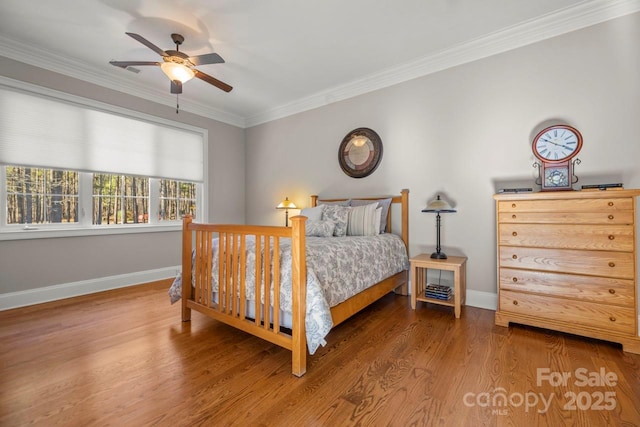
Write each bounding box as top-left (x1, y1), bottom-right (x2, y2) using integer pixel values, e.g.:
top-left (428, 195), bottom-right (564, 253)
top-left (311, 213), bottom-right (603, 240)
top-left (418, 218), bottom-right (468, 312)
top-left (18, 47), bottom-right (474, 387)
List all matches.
top-left (176, 93), bottom-right (180, 114)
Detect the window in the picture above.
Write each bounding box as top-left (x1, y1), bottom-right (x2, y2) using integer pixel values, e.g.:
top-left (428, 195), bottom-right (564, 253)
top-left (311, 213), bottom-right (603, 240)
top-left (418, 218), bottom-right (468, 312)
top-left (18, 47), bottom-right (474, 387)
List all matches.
top-left (0, 79), bottom-right (207, 239)
top-left (159, 179), bottom-right (197, 221)
top-left (6, 166), bottom-right (79, 225)
top-left (93, 174), bottom-right (149, 225)
top-left (3, 166), bottom-right (200, 229)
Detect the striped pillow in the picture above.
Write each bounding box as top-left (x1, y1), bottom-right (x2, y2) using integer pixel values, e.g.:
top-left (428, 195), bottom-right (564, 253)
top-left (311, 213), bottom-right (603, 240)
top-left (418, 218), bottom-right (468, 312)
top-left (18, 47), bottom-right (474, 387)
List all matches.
top-left (351, 197), bottom-right (392, 233)
top-left (347, 202), bottom-right (380, 236)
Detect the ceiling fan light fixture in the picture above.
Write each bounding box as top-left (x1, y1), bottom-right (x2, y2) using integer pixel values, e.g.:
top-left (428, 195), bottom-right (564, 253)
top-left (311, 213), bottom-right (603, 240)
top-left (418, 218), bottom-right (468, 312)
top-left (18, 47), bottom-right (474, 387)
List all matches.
top-left (160, 61), bottom-right (195, 83)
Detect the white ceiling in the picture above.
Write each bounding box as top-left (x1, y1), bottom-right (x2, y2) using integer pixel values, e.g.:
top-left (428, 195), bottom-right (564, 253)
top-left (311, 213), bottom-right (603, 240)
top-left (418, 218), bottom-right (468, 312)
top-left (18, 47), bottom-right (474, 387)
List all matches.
top-left (0, 0), bottom-right (638, 127)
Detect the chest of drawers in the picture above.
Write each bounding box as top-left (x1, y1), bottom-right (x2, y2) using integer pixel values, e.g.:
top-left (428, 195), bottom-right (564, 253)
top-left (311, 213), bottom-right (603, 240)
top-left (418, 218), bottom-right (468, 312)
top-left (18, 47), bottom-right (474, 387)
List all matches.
top-left (494, 190), bottom-right (640, 353)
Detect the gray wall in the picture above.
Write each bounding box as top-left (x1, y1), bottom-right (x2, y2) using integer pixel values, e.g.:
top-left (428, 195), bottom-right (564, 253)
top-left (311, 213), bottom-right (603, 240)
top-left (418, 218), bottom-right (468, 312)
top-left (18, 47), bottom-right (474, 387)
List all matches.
top-left (2, 12), bottom-right (638, 300)
top-left (245, 13), bottom-right (640, 296)
top-left (0, 57), bottom-right (245, 294)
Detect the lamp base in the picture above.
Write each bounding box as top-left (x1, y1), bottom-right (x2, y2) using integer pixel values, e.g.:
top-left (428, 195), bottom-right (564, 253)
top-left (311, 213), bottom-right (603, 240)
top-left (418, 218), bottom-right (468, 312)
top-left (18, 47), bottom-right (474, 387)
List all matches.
top-left (430, 251), bottom-right (448, 260)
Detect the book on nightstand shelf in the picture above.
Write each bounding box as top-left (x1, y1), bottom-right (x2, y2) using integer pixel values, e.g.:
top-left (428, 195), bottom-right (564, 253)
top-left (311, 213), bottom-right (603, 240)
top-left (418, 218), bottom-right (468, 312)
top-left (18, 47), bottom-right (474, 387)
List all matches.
top-left (425, 283), bottom-right (453, 300)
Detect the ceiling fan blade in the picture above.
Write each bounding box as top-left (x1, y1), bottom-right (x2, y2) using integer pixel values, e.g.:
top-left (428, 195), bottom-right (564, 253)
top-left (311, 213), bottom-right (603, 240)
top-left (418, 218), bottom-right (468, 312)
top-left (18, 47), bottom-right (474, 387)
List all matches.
top-left (170, 80), bottom-right (182, 94)
top-left (125, 32), bottom-right (168, 57)
top-left (109, 61), bottom-right (160, 68)
top-left (188, 53), bottom-right (225, 66)
top-left (194, 70), bottom-right (233, 92)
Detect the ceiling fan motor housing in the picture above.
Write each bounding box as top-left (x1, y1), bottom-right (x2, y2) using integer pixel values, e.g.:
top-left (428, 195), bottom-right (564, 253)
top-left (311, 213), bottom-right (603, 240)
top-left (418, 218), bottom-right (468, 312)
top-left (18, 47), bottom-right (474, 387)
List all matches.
top-left (171, 33), bottom-right (185, 46)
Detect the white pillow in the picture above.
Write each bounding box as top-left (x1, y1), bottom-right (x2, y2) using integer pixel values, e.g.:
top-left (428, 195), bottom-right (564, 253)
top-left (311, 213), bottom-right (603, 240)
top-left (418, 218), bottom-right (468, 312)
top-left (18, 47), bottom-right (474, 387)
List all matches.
top-left (347, 202), bottom-right (380, 236)
top-left (300, 205), bottom-right (324, 221)
top-left (373, 207), bottom-right (382, 234)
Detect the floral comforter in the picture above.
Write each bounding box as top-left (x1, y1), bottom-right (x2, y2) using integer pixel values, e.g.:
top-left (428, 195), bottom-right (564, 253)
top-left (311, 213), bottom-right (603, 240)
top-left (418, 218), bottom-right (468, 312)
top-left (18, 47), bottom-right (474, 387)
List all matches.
top-left (169, 233), bottom-right (409, 354)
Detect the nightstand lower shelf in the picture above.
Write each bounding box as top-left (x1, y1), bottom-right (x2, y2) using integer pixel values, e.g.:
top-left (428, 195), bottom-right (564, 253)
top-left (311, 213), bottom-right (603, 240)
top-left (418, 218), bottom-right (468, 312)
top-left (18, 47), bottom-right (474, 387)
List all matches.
top-left (416, 296), bottom-right (454, 307)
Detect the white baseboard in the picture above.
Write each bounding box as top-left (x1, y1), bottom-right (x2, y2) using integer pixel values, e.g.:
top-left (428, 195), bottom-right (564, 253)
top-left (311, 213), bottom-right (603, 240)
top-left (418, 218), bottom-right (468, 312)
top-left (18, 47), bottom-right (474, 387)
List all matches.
top-left (466, 289), bottom-right (498, 311)
top-left (407, 277), bottom-right (498, 311)
top-left (0, 266), bottom-right (180, 311)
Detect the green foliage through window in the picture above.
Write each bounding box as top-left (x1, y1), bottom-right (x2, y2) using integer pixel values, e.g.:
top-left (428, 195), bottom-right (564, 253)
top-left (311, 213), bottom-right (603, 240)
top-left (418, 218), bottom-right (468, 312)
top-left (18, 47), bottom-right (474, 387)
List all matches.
top-left (92, 174), bottom-right (149, 224)
top-left (4, 166), bottom-right (198, 227)
top-left (159, 179), bottom-right (197, 221)
top-left (6, 167), bottom-right (79, 224)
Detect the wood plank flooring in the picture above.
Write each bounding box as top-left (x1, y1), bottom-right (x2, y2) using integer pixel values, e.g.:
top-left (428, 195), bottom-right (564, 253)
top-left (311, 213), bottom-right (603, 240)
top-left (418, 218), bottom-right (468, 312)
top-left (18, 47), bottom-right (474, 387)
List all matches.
top-left (1, 281), bottom-right (639, 426)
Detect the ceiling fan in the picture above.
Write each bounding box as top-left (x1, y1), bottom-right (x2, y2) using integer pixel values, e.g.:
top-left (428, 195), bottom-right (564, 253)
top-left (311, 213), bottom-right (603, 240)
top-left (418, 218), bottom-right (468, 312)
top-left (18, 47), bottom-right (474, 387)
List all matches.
top-left (110, 32), bottom-right (232, 95)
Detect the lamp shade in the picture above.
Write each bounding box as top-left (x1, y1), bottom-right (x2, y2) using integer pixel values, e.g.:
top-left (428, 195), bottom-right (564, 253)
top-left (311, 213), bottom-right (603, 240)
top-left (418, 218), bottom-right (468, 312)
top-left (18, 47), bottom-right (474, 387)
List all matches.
top-left (160, 62), bottom-right (196, 83)
top-left (422, 195), bottom-right (456, 213)
top-left (276, 197), bottom-right (297, 210)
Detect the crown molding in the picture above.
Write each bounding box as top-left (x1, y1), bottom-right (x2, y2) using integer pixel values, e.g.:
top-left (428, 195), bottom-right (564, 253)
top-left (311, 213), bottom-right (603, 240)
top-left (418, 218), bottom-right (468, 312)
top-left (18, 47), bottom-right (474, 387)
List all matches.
top-left (0, 35), bottom-right (246, 128)
top-left (245, 0), bottom-right (640, 127)
top-left (1, 0), bottom-right (638, 129)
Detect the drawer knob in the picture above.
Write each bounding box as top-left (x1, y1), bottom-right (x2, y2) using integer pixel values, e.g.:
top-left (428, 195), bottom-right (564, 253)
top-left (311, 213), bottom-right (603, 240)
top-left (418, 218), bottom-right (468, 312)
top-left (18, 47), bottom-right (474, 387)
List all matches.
top-left (609, 316), bottom-right (616, 322)
top-left (608, 202), bottom-right (614, 207)
top-left (512, 203), bottom-right (516, 208)
top-left (608, 289), bottom-right (616, 294)
top-left (513, 300), bottom-right (519, 306)
top-left (608, 262), bottom-right (615, 268)
top-left (512, 231), bottom-right (518, 236)
top-left (608, 215), bottom-right (614, 220)
top-left (512, 277), bottom-right (518, 283)
top-left (512, 214), bottom-right (517, 219)
top-left (608, 235), bottom-right (615, 240)
top-left (512, 254), bottom-right (518, 260)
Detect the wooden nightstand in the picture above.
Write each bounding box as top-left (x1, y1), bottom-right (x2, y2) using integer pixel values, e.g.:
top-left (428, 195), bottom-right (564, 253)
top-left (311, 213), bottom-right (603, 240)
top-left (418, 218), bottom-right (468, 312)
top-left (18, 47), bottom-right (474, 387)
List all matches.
top-left (410, 254), bottom-right (467, 318)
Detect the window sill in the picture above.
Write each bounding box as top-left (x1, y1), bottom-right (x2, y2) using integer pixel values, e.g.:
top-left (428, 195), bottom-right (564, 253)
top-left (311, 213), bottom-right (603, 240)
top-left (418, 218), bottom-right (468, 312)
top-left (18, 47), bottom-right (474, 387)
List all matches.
top-left (0, 223), bottom-right (182, 241)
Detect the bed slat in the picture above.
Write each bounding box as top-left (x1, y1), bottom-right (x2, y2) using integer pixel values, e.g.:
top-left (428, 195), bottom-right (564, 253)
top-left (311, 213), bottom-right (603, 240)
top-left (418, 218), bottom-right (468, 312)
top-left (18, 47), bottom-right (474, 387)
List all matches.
top-left (264, 237), bottom-right (271, 331)
top-left (239, 235), bottom-right (246, 319)
top-left (273, 237), bottom-right (280, 333)
top-left (254, 235), bottom-right (262, 327)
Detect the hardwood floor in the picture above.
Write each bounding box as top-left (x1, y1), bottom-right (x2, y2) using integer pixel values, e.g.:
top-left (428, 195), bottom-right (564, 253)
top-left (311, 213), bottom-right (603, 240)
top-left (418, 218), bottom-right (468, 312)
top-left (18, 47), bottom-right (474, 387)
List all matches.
top-left (1, 281), bottom-right (639, 426)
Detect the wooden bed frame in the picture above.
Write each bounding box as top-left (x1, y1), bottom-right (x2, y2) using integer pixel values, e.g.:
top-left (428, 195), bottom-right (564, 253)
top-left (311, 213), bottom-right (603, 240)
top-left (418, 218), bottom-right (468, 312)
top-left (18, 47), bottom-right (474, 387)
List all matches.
top-left (181, 189), bottom-right (409, 376)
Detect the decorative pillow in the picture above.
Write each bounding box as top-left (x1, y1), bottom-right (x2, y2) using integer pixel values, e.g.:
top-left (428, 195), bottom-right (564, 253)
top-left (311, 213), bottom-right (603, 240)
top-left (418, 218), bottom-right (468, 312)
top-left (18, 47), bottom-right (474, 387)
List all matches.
top-left (300, 205), bottom-right (324, 221)
top-left (373, 206), bottom-right (382, 234)
top-left (321, 204), bottom-right (350, 237)
top-left (318, 199), bottom-right (351, 207)
top-left (305, 220), bottom-right (335, 237)
top-left (351, 197), bottom-right (392, 233)
top-left (347, 202), bottom-right (380, 236)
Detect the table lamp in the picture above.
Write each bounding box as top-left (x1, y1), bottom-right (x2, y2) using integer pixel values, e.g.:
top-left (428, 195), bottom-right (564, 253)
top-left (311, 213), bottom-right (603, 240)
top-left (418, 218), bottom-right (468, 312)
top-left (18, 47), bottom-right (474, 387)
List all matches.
top-left (421, 195), bottom-right (457, 259)
top-left (276, 197), bottom-right (297, 226)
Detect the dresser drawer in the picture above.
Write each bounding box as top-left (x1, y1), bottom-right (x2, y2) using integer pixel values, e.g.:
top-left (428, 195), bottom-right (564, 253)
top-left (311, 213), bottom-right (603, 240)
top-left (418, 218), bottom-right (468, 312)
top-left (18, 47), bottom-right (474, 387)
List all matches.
top-left (499, 246), bottom-right (635, 279)
top-left (499, 268), bottom-right (635, 307)
top-left (498, 198), bottom-right (633, 213)
top-left (498, 211), bottom-right (634, 225)
top-left (498, 224), bottom-right (634, 251)
top-left (500, 290), bottom-right (636, 335)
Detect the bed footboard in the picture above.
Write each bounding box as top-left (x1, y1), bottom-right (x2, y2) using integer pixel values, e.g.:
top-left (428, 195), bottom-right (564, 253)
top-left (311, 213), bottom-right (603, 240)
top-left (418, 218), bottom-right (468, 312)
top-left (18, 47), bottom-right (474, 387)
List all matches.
top-left (181, 215), bottom-right (308, 376)
top-left (179, 189), bottom-right (409, 377)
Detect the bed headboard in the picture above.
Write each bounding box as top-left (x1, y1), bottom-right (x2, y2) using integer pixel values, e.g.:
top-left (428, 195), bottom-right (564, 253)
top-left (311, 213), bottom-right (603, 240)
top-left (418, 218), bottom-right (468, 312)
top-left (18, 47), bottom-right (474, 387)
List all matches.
top-left (310, 189), bottom-right (409, 250)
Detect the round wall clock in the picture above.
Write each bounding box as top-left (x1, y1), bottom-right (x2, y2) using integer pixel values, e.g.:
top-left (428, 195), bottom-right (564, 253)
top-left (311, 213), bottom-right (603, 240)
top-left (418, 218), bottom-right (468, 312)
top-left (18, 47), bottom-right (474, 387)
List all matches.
top-left (532, 124), bottom-right (582, 191)
top-left (338, 127), bottom-right (383, 178)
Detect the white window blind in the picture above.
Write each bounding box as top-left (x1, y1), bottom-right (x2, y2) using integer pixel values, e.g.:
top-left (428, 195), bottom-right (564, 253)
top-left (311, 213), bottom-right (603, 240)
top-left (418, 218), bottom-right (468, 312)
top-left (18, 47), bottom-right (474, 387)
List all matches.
top-left (0, 86), bottom-right (204, 182)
